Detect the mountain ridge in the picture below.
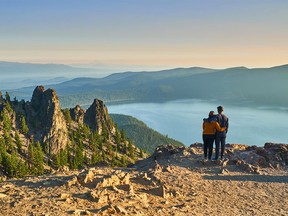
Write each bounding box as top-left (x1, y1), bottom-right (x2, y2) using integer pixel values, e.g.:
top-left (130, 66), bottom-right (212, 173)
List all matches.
top-left (4, 63), bottom-right (288, 108)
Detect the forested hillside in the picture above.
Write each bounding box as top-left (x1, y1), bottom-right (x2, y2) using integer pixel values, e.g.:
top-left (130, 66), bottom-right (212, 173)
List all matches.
top-left (110, 114), bottom-right (183, 154)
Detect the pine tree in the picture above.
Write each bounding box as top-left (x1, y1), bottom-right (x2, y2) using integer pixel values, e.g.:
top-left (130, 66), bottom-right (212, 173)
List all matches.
top-left (102, 125), bottom-right (109, 142)
top-left (63, 109), bottom-right (72, 126)
top-left (5, 91), bottom-right (11, 102)
top-left (54, 153), bottom-right (61, 168)
top-left (102, 150), bottom-right (106, 162)
top-left (128, 140), bottom-right (135, 160)
top-left (20, 116), bottom-right (29, 134)
top-left (0, 137), bottom-right (5, 165)
top-left (120, 155), bottom-right (128, 167)
top-left (2, 150), bottom-right (18, 177)
top-left (15, 132), bottom-right (22, 152)
top-left (28, 142), bottom-right (44, 175)
top-left (111, 152), bottom-right (117, 167)
top-left (2, 111), bottom-right (12, 131)
top-left (74, 145), bottom-right (84, 169)
top-left (16, 160), bottom-right (28, 178)
top-left (4, 131), bottom-right (13, 152)
top-left (34, 142), bottom-right (44, 175)
top-left (107, 144), bottom-right (113, 155)
top-left (82, 124), bottom-right (91, 139)
top-left (91, 150), bottom-right (101, 165)
top-left (121, 129), bottom-right (126, 142)
top-left (60, 149), bottom-right (68, 166)
top-left (115, 130), bottom-right (121, 145)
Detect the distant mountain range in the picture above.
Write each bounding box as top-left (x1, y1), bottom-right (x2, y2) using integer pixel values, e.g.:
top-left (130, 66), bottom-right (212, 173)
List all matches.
top-left (0, 61), bottom-right (107, 89)
top-left (3, 62), bottom-right (288, 108)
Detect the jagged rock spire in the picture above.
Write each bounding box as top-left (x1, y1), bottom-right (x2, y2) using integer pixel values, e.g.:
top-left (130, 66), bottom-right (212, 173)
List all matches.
top-left (84, 98), bottom-right (115, 135)
top-left (30, 86), bottom-right (69, 155)
top-left (70, 105), bottom-right (85, 124)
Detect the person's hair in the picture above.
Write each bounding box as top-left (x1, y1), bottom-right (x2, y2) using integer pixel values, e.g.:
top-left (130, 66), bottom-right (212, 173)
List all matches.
top-left (209, 111), bottom-right (215, 117)
top-left (217, 106), bottom-right (224, 112)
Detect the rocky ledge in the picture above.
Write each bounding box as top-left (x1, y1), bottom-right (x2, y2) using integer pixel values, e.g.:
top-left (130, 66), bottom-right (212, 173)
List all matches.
top-left (0, 143), bottom-right (287, 215)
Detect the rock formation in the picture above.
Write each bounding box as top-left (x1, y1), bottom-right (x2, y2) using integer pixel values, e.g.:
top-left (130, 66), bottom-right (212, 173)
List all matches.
top-left (29, 86), bottom-right (69, 155)
top-left (70, 105), bottom-right (84, 124)
top-left (84, 98), bottom-right (115, 135)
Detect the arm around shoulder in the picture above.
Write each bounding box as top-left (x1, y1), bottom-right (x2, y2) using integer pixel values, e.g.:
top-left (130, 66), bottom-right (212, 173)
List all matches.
top-left (215, 122), bottom-right (226, 132)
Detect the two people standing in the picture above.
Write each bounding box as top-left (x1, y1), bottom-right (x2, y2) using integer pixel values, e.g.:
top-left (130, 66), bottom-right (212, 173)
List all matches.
top-left (202, 106), bottom-right (229, 160)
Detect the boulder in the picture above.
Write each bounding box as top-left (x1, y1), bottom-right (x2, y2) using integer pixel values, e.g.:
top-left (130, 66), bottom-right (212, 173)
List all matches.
top-left (77, 169), bottom-right (95, 184)
top-left (66, 176), bottom-right (78, 187)
top-left (89, 189), bottom-right (109, 203)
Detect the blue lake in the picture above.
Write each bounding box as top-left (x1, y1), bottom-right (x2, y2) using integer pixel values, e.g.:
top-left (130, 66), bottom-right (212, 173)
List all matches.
top-left (108, 99), bottom-right (288, 147)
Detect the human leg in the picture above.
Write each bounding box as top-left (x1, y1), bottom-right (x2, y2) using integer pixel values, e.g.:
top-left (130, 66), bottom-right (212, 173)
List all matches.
top-left (214, 135), bottom-right (220, 160)
top-left (207, 137), bottom-right (214, 160)
top-left (220, 137), bottom-right (226, 159)
top-left (202, 135), bottom-right (208, 159)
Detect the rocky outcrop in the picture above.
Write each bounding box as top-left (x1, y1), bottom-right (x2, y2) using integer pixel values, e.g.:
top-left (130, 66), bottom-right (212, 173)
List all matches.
top-left (29, 86), bottom-right (69, 155)
top-left (84, 98), bottom-right (115, 135)
top-left (70, 105), bottom-right (84, 124)
top-left (226, 142), bottom-right (288, 169)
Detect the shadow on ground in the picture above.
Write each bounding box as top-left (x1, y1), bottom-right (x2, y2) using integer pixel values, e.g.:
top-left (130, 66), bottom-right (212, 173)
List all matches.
top-left (203, 174), bottom-right (288, 183)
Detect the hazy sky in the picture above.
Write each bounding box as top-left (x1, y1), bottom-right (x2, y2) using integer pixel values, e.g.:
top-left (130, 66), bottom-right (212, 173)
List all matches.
top-left (1, 0), bottom-right (288, 69)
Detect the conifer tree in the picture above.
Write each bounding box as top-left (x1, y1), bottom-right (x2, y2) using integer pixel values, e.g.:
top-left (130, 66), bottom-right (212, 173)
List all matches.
top-left (2, 150), bottom-right (18, 177)
top-left (121, 129), bottom-right (126, 142)
top-left (4, 131), bottom-right (13, 152)
top-left (102, 150), bottom-right (106, 162)
top-left (107, 144), bottom-right (113, 155)
top-left (54, 153), bottom-right (61, 168)
top-left (63, 109), bottom-right (72, 126)
top-left (128, 140), bottom-right (135, 160)
top-left (115, 130), bottom-right (121, 145)
top-left (20, 116), bottom-right (29, 134)
top-left (2, 111), bottom-right (12, 131)
top-left (60, 149), bottom-right (68, 166)
top-left (91, 150), bottom-right (101, 165)
top-left (28, 142), bottom-right (44, 175)
top-left (0, 137), bottom-right (5, 165)
top-left (16, 160), bottom-right (28, 178)
top-left (82, 124), bottom-right (91, 139)
top-left (120, 155), bottom-right (127, 166)
top-left (34, 142), bottom-right (44, 175)
top-left (102, 125), bottom-right (109, 142)
top-left (15, 132), bottom-right (22, 152)
top-left (74, 145), bottom-right (84, 169)
top-left (5, 91), bottom-right (11, 102)
top-left (111, 152), bottom-right (117, 167)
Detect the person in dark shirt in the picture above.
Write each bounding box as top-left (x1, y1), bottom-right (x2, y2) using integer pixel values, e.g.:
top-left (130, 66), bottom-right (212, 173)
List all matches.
top-left (214, 106), bottom-right (229, 160)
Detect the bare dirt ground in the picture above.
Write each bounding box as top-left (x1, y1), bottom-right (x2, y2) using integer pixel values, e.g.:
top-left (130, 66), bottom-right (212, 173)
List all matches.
top-left (0, 145), bottom-right (287, 216)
